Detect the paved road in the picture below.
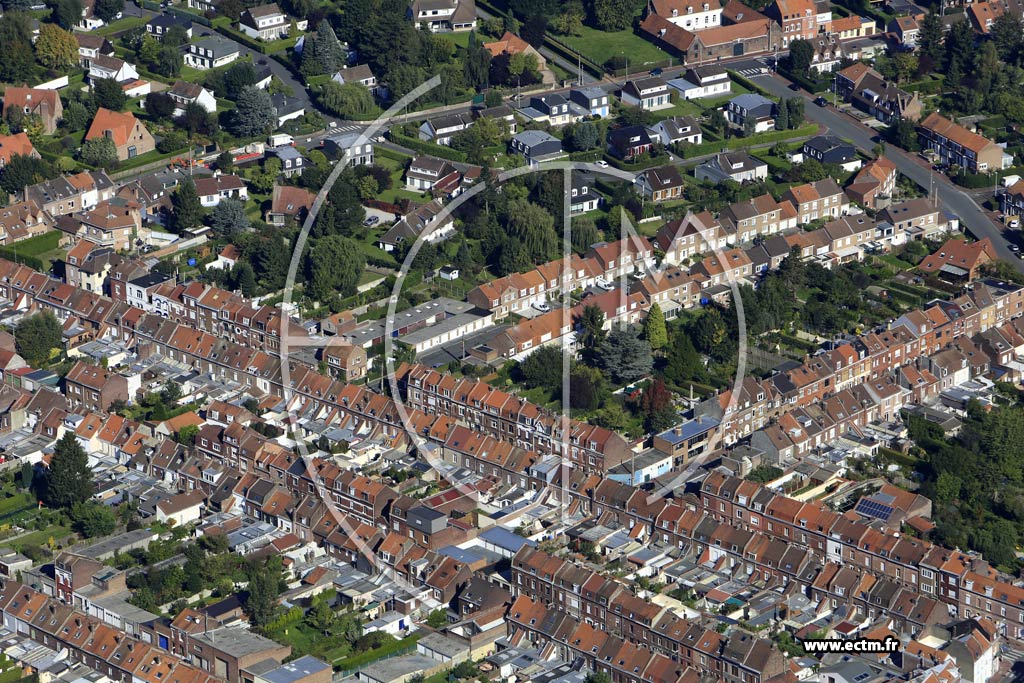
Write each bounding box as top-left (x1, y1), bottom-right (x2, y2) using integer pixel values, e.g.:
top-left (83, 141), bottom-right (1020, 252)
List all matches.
top-left (752, 73), bottom-right (1022, 270)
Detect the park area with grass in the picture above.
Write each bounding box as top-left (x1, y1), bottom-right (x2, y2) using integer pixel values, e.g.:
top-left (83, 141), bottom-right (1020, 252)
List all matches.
top-left (559, 26), bottom-right (672, 71)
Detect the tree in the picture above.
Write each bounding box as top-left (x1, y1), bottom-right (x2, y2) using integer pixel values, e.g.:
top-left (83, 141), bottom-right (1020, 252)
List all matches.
top-left (230, 86), bottom-right (276, 138)
top-left (786, 39), bottom-right (814, 75)
top-left (94, 0), bottom-right (122, 22)
top-left (575, 304), bottom-right (606, 356)
top-left (80, 136), bottom-right (118, 168)
top-left (15, 311), bottom-right (62, 366)
top-left (663, 330), bottom-right (704, 385)
top-left (306, 235), bottom-right (366, 301)
top-left (645, 303), bottom-right (667, 350)
top-left (0, 154), bottom-right (56, 195)
top-left (71, 501), bottom-right (116, 537)
top-left (43, 432), bottom-right (95, 510)
top-left (598, 327), bottom-right (653, 384)
top-left (35, 23), bottom-right (78, 69)
top-left (222, 62), bottom-right (258, 99)
top-left (94, 78), bottom-right (127, 111)
top-left (0, 13), bottom-right (35, 83)
top-left (517, 344), bottom-right (563, 392)
top-left (177, 101), bottom-right (216, 136)
top-left (176, 424), bottom-right (198, 446)
top-left (569, 364), bottom-right (605, 410)
top-left (571, 216), bottom-right (599, 254)
top-left (991, 13), bottom-right (1024, 64)
top-left (786, 97), bottom-right (804, 129)
top-left (888, 117), bottom-right (919, 151)
top-left (145, 92), bottom-right (176, 120)
top-left (306, 600), bottom-right (336, 633)
top-left (590, 0), bottom-right (636, 31)
top-left (507, 199), bottom-right (557, 263)
top-left (244, 556), bottom-right (283, 627)
top-left (742, 116), bottom-right (755, 138)
top-left (53, 0), bottom-right (84, 29)
top-left (463, 32), bottom-right (492, 89)
top-left (234, 262), bottom-right (257, 297)
top-left (775, 100), bottom-right (789, 131)
top-left (154, 44), bottom-right (183, 77)
top-left (425, 608), bottom-right (447, 628)
top-left (171, 178), bottom-right (203, 233)
top-left (569, 121), bottom-right (599, 151)
top-left (319, 82), bottom-right (375, 119)
top-left (209, 198), bottom-right (251, 237)
top-left (61, 102), bottom-right (90, 132)
top-left (301, 22), bottom-right (345, 76)
top-left (918, 12), bottom-right (944, 66)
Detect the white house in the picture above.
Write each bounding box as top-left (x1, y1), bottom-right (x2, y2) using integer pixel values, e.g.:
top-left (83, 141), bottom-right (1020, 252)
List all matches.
top-left (667, 66), bottom-right (731, 100)
top-left (407, 0), bottom-right (477, 32)
top-left (332, 64), bottom-right (380, 98)
top-left (88, 55), bottom-right (139, 86)
top-left (654, 0), bottom-right (723, 30)
top-left (620, 76), bottom-right (672, 111)
top-left (185, 36), bottom-right (241, 70)
top-left (239, 3), bottom-right (290, 41)
top-left (193, 174), bottom-right (248, 207)
top-left (155, 491), bottom-right (205, 526)
top-left (167, 81), bottom-right (217, 117)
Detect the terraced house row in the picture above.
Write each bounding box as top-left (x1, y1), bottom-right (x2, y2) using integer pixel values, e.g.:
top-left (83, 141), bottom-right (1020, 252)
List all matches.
top-left (505, 594), bottom-right (787, 683)
top-left (694, 278), bottom-right (1024, 446)
top-left (520, 468), bottom-right (1024, 643)
top-left (0, 580), bottom-right (219, 683)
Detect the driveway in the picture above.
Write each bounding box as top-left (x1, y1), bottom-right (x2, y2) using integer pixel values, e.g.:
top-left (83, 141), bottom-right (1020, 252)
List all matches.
top-left (752, 72), bottom-right (1022, 271)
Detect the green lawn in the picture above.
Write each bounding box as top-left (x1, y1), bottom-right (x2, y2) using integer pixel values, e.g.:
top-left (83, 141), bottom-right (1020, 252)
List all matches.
top-left (96, 15), bottom-right (150, 36)
top-left (559, 26), bottom-right (672, 70)
top-left (10, 231), bottom-right (60, 257)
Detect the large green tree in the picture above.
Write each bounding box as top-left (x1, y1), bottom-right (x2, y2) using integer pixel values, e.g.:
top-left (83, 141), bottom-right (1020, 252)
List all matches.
top-left (52, 0), bottom-right (84, 29)
top-left (244, 556), bottom-right (284, 627)
top-left (305, 235), bottom-right (366, 301)
top-left (0, 13), bottom-right (35, 83)
top-left (598, 327), bottom-right (653, 385)
top-left (0, 154), bottom-right (57, 195)
top-left (44, 432), bottom-right (95, 510)
top-left (36, 23), bottom-right (78, 69)
top-left (318, 82), bottom-right (375, 119)
top-left (209, 198), bottom-right (251, 238)
top-left (645, 303), bottom-right (667, 350)
top-left (94, 78), bottom-right (127, 111)
top-left (171, 178), bottom-right (203, 233)
top-left (230, 86), bottom-right (276, 138)
top-left (15, 311), bottom-right (62, 366)
top-left (80, 136), bottom-right (118, 168)
top-left (301, 22), bottom-right (345, 76)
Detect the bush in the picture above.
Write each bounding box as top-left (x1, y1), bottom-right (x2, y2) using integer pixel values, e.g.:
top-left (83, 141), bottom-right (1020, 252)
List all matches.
top-left (158, 130), bottom-right (189, 154)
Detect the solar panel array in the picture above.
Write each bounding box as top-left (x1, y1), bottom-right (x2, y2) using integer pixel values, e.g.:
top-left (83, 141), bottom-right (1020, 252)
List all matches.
top-left (854, 497), bottom-right (895, 521)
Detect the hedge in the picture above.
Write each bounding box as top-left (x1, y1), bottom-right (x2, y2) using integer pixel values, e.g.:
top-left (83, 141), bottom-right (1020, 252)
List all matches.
top-left (0, 250), bottom-right (44, 271)
top-left (603, 151), bottom-right (674, 172)
top-left (387, 132), bottom-right (468, 163)
top-left (377, 147), bottom-right (412, 164)
top-left (679, 123), bottom-right (819, 159)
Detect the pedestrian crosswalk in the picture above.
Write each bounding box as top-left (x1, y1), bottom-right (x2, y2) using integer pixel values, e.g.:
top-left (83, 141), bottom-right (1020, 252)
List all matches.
top-left (329, 123), bottom-right (363, 134)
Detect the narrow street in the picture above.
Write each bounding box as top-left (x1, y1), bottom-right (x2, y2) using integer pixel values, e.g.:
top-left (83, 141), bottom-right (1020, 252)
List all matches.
top-left (752, 72), bottom-right (1022, 271)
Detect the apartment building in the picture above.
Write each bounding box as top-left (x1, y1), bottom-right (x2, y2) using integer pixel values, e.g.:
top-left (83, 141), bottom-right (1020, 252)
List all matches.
top-left (918, 112), bottom-right (1012, 173)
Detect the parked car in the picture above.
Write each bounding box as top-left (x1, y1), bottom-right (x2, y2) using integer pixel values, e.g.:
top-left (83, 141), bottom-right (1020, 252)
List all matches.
top-left (1010, 219), bottom-right (1021, 229)
top-left (1010, 244), bottom-right (1019, 252)
top-left (596, 278), bottom-right (615, 291)
top-left (532, 302), bottom-right (551, 313)
top-left (788, 82), bottom-right (801, 91)
top-left (363, 215), bottom-right (380, 227)
top-left (595, 160), bottom-right (609, 169)
top-left (814, 97), bottom-right (828, 107)
top-left (649, 68), bottom-right (663, 76)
